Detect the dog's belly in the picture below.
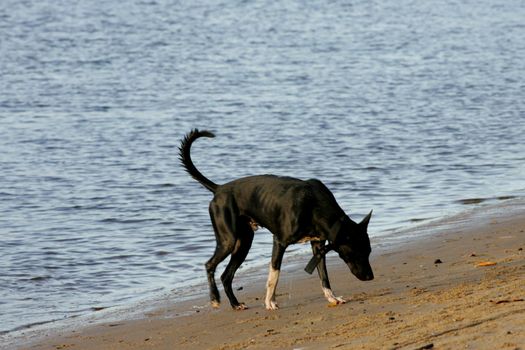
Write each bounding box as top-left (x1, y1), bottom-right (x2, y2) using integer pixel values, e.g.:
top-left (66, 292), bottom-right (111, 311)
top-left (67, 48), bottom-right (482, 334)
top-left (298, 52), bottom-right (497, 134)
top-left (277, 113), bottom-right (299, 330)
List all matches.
top-left (296, 235), bottom-right (322, 243)
top-left (247, 218), bottom-right (319, 244)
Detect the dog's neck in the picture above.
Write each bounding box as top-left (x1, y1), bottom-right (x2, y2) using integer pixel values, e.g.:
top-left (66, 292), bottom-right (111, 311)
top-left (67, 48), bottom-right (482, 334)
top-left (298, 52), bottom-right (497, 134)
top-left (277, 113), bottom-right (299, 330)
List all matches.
top-left (328, 215), bottom-right (353, 243)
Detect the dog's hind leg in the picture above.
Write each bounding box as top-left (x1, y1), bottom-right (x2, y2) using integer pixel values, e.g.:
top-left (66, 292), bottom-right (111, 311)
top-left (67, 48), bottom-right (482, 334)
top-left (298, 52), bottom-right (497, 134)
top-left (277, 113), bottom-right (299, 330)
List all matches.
top-left (311, 241), bottom-right (346, 305)
top-left (265, 239), bottom-right (287, 310)
top-left (205, 243), bottom-right (233, 308)
top-left (206, 199), bottom-right (237, 308)
top-left (220, 221), bottom-right (254, 310)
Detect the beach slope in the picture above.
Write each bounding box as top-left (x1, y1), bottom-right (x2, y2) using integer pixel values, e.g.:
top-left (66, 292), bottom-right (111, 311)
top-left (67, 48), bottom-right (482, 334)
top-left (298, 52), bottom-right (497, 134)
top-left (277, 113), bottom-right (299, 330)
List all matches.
top-left (23, 202), bottom-right (524, 350)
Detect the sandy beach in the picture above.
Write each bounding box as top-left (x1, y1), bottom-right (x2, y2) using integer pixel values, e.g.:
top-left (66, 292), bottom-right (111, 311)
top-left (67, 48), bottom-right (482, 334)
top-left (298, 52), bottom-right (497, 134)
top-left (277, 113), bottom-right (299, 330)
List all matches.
top-left (18, 200), bottom-right (525, 350)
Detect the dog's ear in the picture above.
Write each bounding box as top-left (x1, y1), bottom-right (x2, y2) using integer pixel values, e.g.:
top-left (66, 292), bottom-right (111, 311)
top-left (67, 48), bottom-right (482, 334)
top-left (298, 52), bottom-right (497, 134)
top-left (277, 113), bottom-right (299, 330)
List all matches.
top-left (359, 210), bottom-right (373, 228)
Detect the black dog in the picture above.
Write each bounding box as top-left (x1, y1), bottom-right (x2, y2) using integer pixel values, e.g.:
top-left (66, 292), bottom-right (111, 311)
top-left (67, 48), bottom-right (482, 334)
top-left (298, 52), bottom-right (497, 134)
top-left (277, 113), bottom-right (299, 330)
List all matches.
top-left (179, 129), bottom-right (374, 310)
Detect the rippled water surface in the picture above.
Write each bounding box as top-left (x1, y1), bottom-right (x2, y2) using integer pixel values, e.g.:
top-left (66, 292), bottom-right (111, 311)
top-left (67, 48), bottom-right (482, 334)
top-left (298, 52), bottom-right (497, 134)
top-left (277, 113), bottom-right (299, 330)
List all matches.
top-left (1, 0), bottom-right (525, 335)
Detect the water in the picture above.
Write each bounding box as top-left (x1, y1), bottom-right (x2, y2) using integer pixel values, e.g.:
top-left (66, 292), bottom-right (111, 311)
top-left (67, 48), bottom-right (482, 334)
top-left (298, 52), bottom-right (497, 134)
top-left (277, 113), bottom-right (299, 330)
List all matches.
top-left (1, 0), bottom-right (525, 337)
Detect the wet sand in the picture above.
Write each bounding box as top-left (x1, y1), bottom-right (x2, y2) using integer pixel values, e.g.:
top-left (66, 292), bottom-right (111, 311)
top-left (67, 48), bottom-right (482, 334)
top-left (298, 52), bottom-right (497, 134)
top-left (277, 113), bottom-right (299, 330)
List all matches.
top-left (19, 201), bottom-right (525, 350)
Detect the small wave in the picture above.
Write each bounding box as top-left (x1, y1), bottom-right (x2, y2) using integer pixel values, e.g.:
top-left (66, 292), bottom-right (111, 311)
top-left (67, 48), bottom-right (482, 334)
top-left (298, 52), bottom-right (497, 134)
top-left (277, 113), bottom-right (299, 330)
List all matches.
top-left (497, 196), bottom-right (516, 201)
top-left (457, 198), bottom-right (487, 205)
top-left (156, 183), bottom-right (175, 187)
top-left (102, 254), bottom-right (139, 260)
top-left (155, 251), bottom-right (170, 256)
top-left (457, 196), bottom-right (517, 206)
top-left (0, 318), bottom-right (63, 336)
top-left (409, 218), bottom-right (432, 223)
top-left (27, 275), bottom-right (53, 282)
top-left (54, 204), bottom-right (115, 211)
top-left (100, 218), bottom-right (160, 224)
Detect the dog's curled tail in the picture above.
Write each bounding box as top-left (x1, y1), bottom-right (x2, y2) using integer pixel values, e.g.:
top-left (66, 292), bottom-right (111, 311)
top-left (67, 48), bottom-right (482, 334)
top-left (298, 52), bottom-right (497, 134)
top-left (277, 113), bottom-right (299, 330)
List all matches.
top-left (179, 129), bottom-right (218, 193)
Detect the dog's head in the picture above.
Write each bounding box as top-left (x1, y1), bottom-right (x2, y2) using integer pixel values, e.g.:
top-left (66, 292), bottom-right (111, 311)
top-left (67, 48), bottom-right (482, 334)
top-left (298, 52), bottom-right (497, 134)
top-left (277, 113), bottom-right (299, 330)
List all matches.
top-left (332, 211), bottom-right (374, 281)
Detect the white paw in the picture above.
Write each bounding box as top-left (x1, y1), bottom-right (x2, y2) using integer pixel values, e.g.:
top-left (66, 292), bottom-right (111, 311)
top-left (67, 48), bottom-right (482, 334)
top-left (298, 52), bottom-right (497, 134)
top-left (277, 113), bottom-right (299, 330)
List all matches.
top-left (265, 300), bottom-right (279, 310)
top-left (323, 287), bottom-right (346, 305)
top-left (328, 296), bottom-right (346, 304)
top-left (234, 303), bottom-right (249, 310)
top-left (211, 300), bottom-right (220, 309)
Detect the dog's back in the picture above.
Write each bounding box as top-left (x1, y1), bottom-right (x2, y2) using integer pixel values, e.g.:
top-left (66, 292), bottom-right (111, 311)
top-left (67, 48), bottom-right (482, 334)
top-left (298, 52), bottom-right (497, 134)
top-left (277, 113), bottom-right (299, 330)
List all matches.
top-left (214, 175), bottom-right (346, 246)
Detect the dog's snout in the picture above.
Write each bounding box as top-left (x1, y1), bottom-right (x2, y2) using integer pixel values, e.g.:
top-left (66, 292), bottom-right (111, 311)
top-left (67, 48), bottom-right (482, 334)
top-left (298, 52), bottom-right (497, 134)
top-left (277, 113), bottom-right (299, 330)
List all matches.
top-left (356, 272), bottom-right (374, 281)
top-left (355, 271), bottom-right (374, 281)
top-left (347, 262), bottom-right (374, 281)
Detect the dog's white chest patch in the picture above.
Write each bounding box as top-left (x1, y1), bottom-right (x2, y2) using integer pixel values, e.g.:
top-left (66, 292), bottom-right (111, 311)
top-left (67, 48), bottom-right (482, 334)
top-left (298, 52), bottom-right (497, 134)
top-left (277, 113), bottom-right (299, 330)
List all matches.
top-left (248, 219), bottom-right (260, 231)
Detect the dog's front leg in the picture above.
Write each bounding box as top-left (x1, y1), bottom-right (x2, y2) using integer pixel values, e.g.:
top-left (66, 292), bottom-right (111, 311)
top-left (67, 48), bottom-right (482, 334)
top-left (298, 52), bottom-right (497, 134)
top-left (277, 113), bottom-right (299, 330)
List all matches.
top-left (311, 241), bottom-right (346, 305)
top-left (265, 240), bottom-right (286, 310)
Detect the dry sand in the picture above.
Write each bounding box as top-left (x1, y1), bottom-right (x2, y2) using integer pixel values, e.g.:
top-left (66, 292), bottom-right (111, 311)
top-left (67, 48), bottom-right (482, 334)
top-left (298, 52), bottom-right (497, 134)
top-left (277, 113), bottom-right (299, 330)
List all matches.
top-left (16, 201), bottom-right (525, 350)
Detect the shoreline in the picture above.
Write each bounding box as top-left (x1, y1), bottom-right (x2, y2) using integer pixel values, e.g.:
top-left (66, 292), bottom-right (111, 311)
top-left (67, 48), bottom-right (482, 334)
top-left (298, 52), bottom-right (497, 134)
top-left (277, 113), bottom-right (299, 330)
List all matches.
top-left (2, 195), bottom-right (520, 338)
top-left (12, 198), bottom-right (525, 349)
